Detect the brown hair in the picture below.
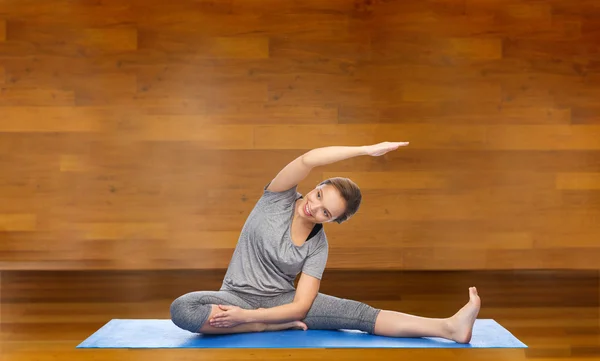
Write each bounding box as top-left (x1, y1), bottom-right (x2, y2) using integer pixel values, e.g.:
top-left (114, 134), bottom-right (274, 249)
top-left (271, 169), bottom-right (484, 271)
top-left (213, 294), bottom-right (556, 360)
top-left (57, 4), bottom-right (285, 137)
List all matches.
top-left (318, 177), bottom-right (362, 224)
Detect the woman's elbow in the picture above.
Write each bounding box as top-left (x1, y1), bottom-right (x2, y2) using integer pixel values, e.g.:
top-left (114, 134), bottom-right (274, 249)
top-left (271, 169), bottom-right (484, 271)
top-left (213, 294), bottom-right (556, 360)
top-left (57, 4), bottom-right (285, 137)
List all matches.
top-left (297, 310), bottom-right (309, 321)
top-left (294, 303), bottom-right (310, 320)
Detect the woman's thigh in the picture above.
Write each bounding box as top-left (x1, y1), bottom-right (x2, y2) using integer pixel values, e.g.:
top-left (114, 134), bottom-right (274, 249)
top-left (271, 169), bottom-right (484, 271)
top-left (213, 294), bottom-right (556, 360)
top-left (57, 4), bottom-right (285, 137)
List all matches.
top-left (170, 290), bottom-right (256, 332)
top-left (265, 292), bottom-right (381, 334)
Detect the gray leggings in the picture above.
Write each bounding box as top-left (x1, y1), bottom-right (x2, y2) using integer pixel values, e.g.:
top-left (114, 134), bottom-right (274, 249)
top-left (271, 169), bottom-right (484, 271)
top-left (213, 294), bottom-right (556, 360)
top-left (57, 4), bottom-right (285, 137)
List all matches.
top-left (170, 289), bottom-right (381, 334)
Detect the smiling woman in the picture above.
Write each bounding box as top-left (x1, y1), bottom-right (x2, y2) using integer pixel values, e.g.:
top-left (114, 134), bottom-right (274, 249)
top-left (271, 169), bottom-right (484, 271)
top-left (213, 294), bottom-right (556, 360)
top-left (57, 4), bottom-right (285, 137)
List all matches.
top-left (298, 180), bottom-right (349, 222)
top-left (170, 142), bottom-right (481, 344)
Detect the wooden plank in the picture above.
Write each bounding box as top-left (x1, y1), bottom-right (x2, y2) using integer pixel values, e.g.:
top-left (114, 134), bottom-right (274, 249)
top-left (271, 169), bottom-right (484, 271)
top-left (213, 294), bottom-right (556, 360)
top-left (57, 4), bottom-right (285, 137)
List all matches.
top-left (502, 37), bottom-right (594, 63)
top-left (555, 173), bottom-right (600, 190)
top-left (121, 96), bottom-right (207, 115)
top-left (206, 103), bottom-right (338, 124)
top-left (372, 13), bottom-right (496, 39)
top-left (486, 125), bottom-right (600, 150)
top-left (253, 124), bottom-right (487, 149)
top-left (327, 229), bottom-right (534, 250)
top-left (322, 171), bottom-right (450, 189)
top-left (6, 22), bottom-right (137, 56)
top-left (370, 35), bottom-right (503, 66)
top-left (486, 248), bottom-right (600, 269)
top-left (2, 56), bottom-right (129, 87)
top-left (138, 32), bottom-right (268, 59)
top-left (59, 155), bottom-right (93, 172)
top-left (0, 107), bottom-right (111, 132)
top-left (137, 72), bottom-right (267, 102)
top-left (129, 105), bottom-right (337, 126)
top-left (0, 19), bottom-right (5, 41)
top-left (231, 0), bottom-right (355, 15)
top-left (267, 74), bottom-right (370, 105)
top-left (2, 59), bottom-right (139, 106)
top-left (0, 214), bottom-right (36, 231)
top-left (167, 230), bottom-right (240, 249)
top-left (0, 1), bottom-right (136, 27)
top-left (269, 37), bottom-right (370, 61)
top-left (463, 2), bottom-right (569, 41)
top-left (399, 81), bottom-right (502, 102)
top-left (120, 119), bottom-right (255, 145)
top-left (0, 87), bottom-right (75, 106)
top-left (66, 222), bottom-right (168, 240)
top-left (74, 73), bottom-right (137, 106)
top-left (340, 103), bottom-right (572, 125)
top-left (533, 232), bottom-right (600, 248)
top-left (373, 6), bottom-right (576, 41)
top-left (571, 105), bottom-right (600, 124)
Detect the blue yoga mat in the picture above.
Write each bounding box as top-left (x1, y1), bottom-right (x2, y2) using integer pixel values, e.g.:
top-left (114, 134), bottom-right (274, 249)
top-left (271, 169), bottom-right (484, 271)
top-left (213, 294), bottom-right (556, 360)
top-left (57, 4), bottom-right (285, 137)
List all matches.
top-left (77, 319), bottom-right (527, 349)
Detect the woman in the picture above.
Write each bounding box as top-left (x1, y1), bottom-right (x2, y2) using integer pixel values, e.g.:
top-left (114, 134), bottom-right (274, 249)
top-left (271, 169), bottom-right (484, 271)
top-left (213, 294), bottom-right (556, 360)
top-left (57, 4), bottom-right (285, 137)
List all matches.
top-left (170, 142), bottom-right (481, 343)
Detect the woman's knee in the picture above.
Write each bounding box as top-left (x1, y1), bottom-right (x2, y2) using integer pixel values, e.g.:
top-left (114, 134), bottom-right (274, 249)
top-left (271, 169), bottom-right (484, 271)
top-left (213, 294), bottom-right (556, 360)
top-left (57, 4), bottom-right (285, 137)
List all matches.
top-left (170, 292), bottom-right (213, 333)
top-left (303, 293), bottom-right (380, 333)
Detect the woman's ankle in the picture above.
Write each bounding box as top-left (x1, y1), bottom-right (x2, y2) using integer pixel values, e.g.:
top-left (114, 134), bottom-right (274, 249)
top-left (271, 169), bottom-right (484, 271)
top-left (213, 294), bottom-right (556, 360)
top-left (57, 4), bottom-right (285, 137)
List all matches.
top-left (264, 320), bottom-right (307, 332)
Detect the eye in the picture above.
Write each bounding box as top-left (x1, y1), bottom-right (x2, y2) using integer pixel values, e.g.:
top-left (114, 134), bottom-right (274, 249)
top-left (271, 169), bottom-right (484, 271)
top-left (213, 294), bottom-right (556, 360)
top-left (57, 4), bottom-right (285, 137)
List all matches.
top-left (318, 191), bottom-right (329, 217)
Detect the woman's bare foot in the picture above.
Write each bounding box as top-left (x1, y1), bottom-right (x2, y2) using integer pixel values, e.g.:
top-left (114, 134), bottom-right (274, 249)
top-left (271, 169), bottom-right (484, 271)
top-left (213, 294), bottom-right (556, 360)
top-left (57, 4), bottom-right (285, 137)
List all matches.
top-left (445, 287), bottom-right (481, 343)
top-left (288, 320), bottom-right (308, 331)
top-left (265, 320), bottom-right (307, 332)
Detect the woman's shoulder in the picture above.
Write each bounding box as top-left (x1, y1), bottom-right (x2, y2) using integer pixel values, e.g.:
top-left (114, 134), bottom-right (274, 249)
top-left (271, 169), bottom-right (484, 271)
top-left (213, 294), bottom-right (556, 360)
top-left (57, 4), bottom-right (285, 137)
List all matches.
top-left (258, 182), bottom-right (302, 208)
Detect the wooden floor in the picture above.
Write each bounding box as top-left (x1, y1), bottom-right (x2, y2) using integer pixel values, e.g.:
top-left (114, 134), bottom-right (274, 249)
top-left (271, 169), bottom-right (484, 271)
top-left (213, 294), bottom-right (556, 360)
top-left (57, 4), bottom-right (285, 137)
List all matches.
top-left (1, 270), bottom-right (598, 360)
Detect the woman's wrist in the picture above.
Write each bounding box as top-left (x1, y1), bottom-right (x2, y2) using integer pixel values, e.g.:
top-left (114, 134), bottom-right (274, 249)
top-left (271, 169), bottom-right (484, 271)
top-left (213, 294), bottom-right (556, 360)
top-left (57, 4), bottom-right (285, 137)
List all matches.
top-left (242, 309), bottom-right (256, 323)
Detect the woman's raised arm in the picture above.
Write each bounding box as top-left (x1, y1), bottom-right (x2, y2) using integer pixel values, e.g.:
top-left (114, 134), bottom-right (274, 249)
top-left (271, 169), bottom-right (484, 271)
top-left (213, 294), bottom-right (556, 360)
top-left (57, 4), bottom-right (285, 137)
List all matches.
top-left (266, 142), bottom-right (409, 193)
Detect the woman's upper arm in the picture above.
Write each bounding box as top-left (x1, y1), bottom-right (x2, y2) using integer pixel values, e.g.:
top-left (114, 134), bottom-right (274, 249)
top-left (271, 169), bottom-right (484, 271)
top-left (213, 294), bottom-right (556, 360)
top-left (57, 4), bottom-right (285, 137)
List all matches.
top-left (293, 272), bottom-right (321, 315)
top-left (266, 155), bottom-right (313, 193)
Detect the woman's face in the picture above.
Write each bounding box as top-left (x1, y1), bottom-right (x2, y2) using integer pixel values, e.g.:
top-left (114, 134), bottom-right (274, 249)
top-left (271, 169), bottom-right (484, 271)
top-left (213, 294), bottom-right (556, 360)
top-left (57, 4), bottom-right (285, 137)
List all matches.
top-left (297, 184), bottom-right (346, 224)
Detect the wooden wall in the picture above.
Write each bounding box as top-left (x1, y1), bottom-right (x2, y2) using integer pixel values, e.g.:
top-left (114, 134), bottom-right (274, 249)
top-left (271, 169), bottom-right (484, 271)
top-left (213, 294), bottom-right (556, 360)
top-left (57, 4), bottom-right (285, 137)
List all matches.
top-left (1, 0), bottom-right (599, 271)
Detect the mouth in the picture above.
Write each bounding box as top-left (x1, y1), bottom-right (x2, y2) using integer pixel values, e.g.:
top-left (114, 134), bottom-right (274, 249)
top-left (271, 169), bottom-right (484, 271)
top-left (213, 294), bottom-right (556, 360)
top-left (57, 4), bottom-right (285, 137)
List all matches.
top-left (303, 202), bottom-right (312, 217)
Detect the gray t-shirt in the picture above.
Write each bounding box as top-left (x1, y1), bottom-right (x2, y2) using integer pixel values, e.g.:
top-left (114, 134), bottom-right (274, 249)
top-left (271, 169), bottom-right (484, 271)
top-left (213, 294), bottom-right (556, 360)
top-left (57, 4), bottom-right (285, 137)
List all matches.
top-left (220, 183), bottom-right (329, 296)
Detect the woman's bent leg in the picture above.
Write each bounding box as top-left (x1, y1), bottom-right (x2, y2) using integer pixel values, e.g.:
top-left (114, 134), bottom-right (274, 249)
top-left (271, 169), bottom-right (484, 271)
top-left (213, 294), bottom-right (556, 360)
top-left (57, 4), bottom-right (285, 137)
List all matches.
top-left (170, 290), bottom-right (259, 334)
top-left (170, 291), bottom-right (306, 334)
top-left (198, 305), bottom-right (305, 334)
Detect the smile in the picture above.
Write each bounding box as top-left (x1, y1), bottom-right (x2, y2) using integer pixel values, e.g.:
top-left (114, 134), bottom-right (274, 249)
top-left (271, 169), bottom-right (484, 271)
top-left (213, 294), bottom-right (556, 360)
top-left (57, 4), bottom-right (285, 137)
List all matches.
top-left (304, 203), bottom-right (312, 217)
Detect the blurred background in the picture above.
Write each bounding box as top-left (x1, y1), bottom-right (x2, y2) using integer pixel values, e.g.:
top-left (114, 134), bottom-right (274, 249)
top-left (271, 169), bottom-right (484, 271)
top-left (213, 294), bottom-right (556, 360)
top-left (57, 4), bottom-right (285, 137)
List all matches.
top-left (0, 1), bottom-right (598, 360)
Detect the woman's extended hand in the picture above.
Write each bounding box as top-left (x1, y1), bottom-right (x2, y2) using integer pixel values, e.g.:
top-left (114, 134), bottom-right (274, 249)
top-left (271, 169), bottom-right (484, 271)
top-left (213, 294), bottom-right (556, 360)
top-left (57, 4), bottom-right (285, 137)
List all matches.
top-left (364, 141), bottom-right (409, 156)
top-left (209, 305), bottom-right (249, 328)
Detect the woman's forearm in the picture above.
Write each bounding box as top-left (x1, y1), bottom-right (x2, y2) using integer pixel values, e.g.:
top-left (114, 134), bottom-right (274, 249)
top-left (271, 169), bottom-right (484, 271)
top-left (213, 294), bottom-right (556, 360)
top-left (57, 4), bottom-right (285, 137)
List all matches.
top-left (301, 146), bottom-right (368, 168)
top-left (245, 303), bottom-right (306, 324)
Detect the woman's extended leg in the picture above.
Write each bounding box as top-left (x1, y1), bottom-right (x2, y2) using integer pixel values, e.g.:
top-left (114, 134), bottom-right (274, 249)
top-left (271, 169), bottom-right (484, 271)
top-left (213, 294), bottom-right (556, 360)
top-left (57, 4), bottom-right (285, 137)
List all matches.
top-left (373, 287), bottom-right (481, 343)
top-left (267, 286), bottom-right (481, 343)
top-left (170, 290), bottom-right (306, 334)
top-left (265, 289), bottom-right (381, 334)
